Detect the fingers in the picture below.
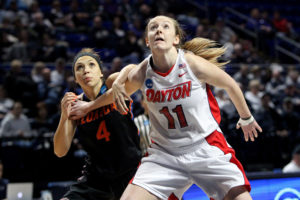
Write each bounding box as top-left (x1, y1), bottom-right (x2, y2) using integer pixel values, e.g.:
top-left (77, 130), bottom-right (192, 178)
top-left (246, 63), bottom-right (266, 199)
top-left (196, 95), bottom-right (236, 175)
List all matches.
top-left (123, 92), bottom-right (133, 102)
top-left (253, 129), bottom-right (258, 138)
top-left (112, 83), bottom-right (130, 114)
top-left (61, 92), bottom-right (77, 107)
top-left (244, 132), bottom-right (249, 142)
top-left (119, 94), bottom-right (129, 113)
top-left (115, 96), bottom-right (128, 114)
top-left (242, 125), bottom-right (261, 142)
top-left (249, 132), bottom-right (255, 142)
top-left (113, 93), bottom-right (129, 114)
top-left (256, 124), bottom-right (263, 133)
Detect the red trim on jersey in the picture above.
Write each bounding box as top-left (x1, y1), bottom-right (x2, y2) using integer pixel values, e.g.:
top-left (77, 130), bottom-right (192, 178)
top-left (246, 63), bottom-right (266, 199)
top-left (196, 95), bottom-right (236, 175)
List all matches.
top-left (151, 139), bottom-right (157, 144)
top-left (206, 84), bottom-right (221, 124)
top-left (210, 198), bottom-right (215, 200)
top-left (168, 193), bottom-right (179, 200)
top-left (129, 162), bottom-right (141, 184)
top-left (205, 130), bottom-right (251, 192)
top-left (153, 64), bottom-right (175, 77)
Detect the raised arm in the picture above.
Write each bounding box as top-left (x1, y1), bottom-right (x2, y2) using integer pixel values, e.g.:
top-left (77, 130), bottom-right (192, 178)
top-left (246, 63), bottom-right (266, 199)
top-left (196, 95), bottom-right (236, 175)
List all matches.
top-left (185, 53), bottom-right (262, 142)
top-left (112, 60), bottom-right (147, 113)
top-left (69, 63), bottom-right (143, 120)
top-left (53, 92), bottom-right (77, 157)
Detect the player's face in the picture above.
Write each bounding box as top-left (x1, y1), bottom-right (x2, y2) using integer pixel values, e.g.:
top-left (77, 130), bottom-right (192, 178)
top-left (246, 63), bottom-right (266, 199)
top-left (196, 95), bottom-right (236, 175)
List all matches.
top-left (146, 16), bottom-right (179, 51)
top-left (74, 56), bottom-right (103, 89)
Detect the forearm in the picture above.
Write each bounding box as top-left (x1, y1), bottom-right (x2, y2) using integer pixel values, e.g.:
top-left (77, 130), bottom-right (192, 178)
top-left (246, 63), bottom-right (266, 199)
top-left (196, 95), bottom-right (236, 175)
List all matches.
top-left (86, 64), bottom-right (137, 111)
top-left (225, 84), bottom-right (251, 118)
top-left (53, 114), bottom-right (76, 157)
top-left (87, 89), bottom-right (114, 111)
top-left (115, 64), bottom-right (136, 84)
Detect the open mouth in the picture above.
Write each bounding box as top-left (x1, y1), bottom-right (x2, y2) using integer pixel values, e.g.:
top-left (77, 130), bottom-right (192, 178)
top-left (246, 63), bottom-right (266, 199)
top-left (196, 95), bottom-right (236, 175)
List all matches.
top-left (155, 37), bottom-right (164, 42)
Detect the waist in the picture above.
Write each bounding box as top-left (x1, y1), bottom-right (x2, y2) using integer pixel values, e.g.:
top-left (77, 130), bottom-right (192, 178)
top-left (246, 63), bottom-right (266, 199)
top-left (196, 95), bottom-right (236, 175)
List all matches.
top-left (150, 127), bottom-right (222, 155)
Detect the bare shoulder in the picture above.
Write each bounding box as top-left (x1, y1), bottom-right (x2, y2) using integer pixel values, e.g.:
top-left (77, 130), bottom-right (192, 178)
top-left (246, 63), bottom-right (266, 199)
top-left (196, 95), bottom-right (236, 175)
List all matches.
top-left (184, 52), bottom-right (206, 66)
top-left (184, 52), bottom-right (208, 75)
top-left (129, 59), bottom-right (147, 83)
top-left (184, 51), bottom-right (223, 82)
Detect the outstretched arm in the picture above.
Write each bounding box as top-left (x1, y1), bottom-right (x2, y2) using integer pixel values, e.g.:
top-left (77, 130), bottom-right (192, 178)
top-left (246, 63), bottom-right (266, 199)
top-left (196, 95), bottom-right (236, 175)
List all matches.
top-left (69, 64), bottom-right (140, 120)
top-left (186, 53), bottom-right (262, 142)
top-left (53, 92), bottom-right (77, 157)
top-left (112, 60), bottom-right (147, 113)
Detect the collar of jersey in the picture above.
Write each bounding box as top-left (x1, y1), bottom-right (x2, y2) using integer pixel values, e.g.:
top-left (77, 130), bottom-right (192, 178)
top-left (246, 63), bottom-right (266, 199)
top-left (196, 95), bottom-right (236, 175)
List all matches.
top-left (82, 84), bottom-right (107, 101)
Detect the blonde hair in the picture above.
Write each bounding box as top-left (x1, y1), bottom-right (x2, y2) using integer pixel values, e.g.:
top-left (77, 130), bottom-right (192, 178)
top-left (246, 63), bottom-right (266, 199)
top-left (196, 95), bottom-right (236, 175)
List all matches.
top-left (145, 16), bottom-right (229, 68)
top-left (182, 38), bottom-right (229, 68)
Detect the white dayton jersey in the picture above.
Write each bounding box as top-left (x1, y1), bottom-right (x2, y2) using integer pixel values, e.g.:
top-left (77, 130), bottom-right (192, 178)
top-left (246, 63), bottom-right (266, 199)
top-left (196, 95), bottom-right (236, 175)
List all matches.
top-left (142, 49), bottom-right (221, 152)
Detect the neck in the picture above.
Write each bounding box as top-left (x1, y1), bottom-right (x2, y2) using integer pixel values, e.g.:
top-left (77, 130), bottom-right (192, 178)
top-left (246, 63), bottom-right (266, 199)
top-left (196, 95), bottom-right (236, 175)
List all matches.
top-left (83, 80), bottom-right (103, 100)
top-left (151, 47), bottom-right (178, 73)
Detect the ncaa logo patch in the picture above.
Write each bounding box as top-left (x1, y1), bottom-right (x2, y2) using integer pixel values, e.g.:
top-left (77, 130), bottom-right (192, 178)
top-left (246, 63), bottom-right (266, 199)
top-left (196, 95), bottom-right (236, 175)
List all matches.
top-left (145, 79), bottom-right (153, 88)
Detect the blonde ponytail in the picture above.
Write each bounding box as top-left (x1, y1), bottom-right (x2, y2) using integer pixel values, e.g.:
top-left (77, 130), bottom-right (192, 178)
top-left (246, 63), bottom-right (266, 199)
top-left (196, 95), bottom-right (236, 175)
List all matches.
top-left (182, 38), bottom-right (229, 68)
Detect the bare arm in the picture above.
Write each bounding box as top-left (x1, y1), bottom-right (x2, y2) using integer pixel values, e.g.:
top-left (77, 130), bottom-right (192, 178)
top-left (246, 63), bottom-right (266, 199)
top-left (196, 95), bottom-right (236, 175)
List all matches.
top-left (69, 63), bottom-right (142, 120)
top-left (185, 53), bottom-right (262, 141)
top-left (53, 92), bottom-right (77, 157)
top-left (112, 60), bottom-right (147, 113)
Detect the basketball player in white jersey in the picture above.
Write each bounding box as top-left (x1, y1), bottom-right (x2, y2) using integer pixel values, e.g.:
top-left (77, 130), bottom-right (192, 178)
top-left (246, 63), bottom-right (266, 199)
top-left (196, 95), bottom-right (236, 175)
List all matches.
top-left (69, 16), bottom-right (262, 200)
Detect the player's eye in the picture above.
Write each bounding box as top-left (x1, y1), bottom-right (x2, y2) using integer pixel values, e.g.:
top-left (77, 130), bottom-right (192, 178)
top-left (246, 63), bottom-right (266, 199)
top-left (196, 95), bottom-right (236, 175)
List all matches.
top-left (76, 64), bottom-right (83, 71)
top-left (150, 24), bottom-right (157, 31)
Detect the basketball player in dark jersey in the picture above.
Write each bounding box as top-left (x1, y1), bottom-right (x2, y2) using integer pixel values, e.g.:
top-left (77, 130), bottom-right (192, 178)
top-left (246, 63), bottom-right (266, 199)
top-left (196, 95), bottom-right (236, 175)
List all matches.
top-left (53, 48), bottom-right (141, 200)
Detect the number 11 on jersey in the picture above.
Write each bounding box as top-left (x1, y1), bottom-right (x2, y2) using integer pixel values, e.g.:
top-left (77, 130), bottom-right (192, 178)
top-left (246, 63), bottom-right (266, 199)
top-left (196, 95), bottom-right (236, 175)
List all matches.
top-left (159, 105), bottom-right (188, 129)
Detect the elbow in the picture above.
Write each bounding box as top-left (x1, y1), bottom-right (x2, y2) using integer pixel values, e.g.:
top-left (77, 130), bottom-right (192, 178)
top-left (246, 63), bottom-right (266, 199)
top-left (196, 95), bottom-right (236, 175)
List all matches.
top-left (54, 150), bottom-right (67, 158)
top-left (54, 146), bottom-right (67, 158)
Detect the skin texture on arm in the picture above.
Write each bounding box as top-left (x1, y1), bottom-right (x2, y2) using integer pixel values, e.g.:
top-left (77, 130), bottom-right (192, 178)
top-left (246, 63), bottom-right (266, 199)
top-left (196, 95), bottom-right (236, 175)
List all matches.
top-left (112, 60), bottom-right (147, 113)
top-left (69, 63), bottom-right (142, 120)
top-left (53, 92), bottom-right (77, 157)
top-left (185, 53), bottom-right (262, 141)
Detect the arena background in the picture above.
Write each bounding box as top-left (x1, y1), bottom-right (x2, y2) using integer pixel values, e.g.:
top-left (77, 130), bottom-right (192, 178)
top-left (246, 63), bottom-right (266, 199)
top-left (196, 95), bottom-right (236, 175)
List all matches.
top-left (0, 0), bottom-right (300, 199)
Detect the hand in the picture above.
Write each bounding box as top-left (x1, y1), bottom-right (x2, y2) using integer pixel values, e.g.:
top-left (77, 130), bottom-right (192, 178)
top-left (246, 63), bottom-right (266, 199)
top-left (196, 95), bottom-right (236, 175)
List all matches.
top-left (61, 92), bottom-right (77, 118)
top-left (236, 120), bottom-right (262, 142)
top-left (112, 82), bottom-right (132, 114)
top-left (69, 100), bottom-right (91, 120)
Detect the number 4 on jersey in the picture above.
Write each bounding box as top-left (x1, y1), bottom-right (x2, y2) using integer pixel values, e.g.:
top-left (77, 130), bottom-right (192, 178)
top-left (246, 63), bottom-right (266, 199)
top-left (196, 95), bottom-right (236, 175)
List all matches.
top-left (159, 105), bottom-right (188, 129)
top-left (96, 121), bottom-right (111, 141)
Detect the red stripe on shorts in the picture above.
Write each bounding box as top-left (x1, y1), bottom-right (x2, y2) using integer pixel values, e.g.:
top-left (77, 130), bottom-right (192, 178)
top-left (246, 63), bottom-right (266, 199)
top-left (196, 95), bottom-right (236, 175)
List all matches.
top-left (168, 193), bottom-right (179, 200)
top-left (205, 130), bottom-right (251, 192)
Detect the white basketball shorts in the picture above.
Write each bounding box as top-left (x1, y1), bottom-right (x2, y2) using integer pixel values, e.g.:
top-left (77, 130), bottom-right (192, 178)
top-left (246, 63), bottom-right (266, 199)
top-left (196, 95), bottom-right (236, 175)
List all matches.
top-left (131, 130), bottom-right (250, 200)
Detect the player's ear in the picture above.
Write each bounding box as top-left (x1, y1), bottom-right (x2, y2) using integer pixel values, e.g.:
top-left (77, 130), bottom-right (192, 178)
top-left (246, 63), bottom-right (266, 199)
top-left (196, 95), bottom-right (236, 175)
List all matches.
top-left (145, 37), bottom-right (149, 47)
top-left (173, 34), bottom-right (179, 45)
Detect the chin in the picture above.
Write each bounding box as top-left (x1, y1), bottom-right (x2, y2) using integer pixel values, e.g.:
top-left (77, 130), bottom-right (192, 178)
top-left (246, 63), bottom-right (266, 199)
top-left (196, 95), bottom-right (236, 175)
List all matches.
top-left (152, 45), bottom-right (169, 52)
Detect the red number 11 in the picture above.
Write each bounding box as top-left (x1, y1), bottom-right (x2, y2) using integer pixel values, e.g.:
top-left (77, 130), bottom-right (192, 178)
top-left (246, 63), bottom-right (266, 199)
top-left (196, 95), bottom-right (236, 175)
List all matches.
top-left (159, 105), bottom-right (188, 129)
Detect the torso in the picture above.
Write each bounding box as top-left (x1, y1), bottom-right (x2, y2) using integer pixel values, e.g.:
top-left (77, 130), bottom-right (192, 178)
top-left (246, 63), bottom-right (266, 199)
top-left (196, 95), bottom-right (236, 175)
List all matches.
top-left (141, 49), bottom-right (221, 152)
top-left (76, 84), bottom-right (141, 179)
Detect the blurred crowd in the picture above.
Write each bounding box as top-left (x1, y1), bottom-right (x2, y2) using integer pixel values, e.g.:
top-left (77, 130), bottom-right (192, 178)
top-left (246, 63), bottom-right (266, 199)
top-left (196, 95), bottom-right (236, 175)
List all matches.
top-left (3, 0), bottom-right (298, 65)
top-left (0, 0), bottom-right (299, 183)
